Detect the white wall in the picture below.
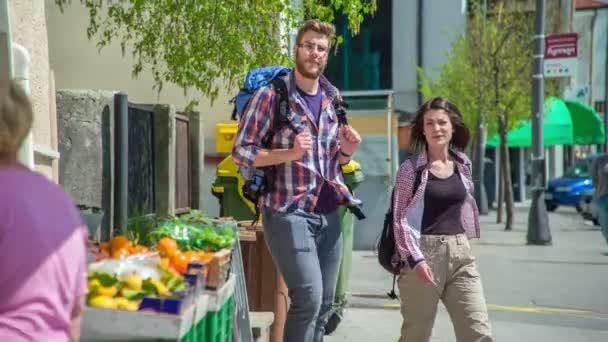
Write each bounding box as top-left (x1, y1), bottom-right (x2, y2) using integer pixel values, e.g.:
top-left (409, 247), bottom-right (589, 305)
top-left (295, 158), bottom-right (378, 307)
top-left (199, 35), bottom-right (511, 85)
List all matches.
top-left (45, 1), bottom-right (234, 155)
top-left (592, 10), bottom-right (607, 107)
top-left (11, 0), bottom-right (55, 179)
top-left (574, 9), bottom-right (608, 107)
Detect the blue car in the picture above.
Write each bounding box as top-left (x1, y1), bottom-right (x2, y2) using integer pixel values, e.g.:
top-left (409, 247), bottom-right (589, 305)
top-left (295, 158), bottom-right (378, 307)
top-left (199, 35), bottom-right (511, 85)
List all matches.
top-left (545, 155), bottom-right (602, 212)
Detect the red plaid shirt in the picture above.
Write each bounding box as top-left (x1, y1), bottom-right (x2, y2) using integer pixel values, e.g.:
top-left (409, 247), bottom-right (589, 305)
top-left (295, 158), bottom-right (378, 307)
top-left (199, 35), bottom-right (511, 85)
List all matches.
top-left (232, 72), bottom-right (361, 213)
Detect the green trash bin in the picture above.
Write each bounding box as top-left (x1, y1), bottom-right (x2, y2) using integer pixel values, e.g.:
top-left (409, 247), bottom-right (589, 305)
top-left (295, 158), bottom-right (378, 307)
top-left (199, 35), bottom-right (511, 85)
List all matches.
top-left (325, 160), bottom-right (364, 335)
top-left (211, 156), bottom-right (257, 221)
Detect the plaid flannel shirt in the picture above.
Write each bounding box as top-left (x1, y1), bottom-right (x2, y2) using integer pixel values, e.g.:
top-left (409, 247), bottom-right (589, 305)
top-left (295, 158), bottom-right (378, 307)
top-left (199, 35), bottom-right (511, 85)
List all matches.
top-left (393, 151), bottom-right (481, 269)
top-left (232, 72), bottom-right (361, 213)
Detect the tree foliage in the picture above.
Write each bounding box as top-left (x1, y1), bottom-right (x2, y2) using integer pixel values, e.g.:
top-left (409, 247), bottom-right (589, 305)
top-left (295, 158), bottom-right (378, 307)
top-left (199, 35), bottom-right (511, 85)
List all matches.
top-left (418, 1), bottom-right (553, 230)
top-left (54, 0), bottom-right (377, 108)
top-left (418, 1), bottom-right (534, 138)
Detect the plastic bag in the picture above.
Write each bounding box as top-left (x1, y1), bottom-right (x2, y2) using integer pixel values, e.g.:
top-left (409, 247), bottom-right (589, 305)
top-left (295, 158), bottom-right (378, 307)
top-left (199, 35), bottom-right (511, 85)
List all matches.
top-left (88, 253), bottom-right (162, 280)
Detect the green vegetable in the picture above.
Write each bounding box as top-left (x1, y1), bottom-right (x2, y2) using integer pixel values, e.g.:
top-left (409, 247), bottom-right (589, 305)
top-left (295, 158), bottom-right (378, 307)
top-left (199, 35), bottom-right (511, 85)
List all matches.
top-left (88, 272), bottom-right (119, 287)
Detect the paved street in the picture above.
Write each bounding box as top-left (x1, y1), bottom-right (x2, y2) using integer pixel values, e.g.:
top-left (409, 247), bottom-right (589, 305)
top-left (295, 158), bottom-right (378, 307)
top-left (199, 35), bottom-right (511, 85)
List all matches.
top-left (326, 205), bottom-right (608, 342)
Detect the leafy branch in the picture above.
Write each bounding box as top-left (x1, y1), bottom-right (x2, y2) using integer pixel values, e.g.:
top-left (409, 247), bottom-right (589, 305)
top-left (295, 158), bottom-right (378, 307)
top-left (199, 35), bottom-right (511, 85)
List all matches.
top-left (54, 0), bottom-right (377, 109)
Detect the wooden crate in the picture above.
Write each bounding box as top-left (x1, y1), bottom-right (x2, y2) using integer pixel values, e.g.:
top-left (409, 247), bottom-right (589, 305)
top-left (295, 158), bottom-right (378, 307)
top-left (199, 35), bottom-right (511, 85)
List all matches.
top-left (206, 248), bottom-right (232, 290)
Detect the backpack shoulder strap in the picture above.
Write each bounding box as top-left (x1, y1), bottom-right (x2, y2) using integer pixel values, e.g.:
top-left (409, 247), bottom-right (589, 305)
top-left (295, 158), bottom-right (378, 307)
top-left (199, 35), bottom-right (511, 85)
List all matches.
top-left (407, 154), bottom-right (423, 197)
top-left (388, 156), bottom-right (422, 217)
top-left (261, 77), bottom-right (292, 148)
top-left (413, 167), bottom-right (422, 197)
top-left (332, 96), bottom-right (349, 126)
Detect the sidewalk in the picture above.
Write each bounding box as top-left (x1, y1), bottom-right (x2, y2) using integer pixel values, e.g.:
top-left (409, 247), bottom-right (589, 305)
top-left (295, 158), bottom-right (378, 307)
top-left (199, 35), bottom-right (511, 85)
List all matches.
top-left (326, 206), bottom-right (608, 342)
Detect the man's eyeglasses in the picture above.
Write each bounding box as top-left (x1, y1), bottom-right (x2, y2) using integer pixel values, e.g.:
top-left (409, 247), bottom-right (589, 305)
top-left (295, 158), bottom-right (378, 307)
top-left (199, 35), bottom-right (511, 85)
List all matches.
top-left (298, 42), bottom-right (329, 56)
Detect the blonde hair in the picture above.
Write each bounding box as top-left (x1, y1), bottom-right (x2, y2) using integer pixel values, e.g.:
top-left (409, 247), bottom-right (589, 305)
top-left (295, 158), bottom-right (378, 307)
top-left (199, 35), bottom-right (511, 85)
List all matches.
top-left (295, 19), bottom-right (336, 48)
top-left (0, 78), bottom-right (33, 159)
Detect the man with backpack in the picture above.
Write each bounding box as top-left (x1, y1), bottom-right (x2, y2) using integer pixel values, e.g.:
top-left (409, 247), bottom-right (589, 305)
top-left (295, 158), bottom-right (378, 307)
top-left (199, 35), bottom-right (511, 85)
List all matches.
top-left (232, 19), bottom-right (362, 342)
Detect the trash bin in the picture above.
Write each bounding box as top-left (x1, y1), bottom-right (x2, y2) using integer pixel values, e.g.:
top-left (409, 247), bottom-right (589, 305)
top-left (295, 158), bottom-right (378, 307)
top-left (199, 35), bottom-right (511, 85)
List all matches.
top-left (483, 158), bottom-right (495, 209)
top-left (211, 156), bottom-right (257, 221)
top-left (78, 205), bottom-right (104, 241)
top-left (325, 160), bottom-right (364, 335)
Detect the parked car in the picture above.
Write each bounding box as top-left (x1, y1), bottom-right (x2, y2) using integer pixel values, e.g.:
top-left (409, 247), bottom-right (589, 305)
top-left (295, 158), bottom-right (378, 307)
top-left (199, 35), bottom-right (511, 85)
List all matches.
top-left (578, 189), bottom-right (599, 225)
top-left (545, 154), bottom-right (604, 212)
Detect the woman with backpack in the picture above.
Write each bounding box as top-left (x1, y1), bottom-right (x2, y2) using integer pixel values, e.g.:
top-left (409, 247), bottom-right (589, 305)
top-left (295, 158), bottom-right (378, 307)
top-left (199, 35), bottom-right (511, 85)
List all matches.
top-left (392, 97), bottom-right (493, 342)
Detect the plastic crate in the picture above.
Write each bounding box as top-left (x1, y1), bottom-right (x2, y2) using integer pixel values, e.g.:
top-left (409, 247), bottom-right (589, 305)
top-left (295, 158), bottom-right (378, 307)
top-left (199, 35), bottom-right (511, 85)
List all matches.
top-left (201, 275), bottom-right (236, 342)
top-left (204, 295), bottom-right (234, 342)
top-left (81, 304), bottom-right (195, 341)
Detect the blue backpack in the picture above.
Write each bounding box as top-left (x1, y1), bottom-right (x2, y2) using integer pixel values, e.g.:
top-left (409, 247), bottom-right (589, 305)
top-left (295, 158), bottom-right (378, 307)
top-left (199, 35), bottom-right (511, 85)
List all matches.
top-left (231, 66), bottom-right (293, 121)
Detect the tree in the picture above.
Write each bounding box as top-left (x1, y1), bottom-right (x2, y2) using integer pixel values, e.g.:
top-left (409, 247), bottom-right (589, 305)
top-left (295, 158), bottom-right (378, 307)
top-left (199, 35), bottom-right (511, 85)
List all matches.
top-left (418, 1), bottom-right (537, 231)
top-left (54, 0), bottom-right (377, 108)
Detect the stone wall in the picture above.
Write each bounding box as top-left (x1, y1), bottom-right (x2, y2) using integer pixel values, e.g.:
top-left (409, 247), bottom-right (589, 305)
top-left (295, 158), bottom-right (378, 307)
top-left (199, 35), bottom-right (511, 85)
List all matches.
top-left (57, 90), bottom-right (115, 238)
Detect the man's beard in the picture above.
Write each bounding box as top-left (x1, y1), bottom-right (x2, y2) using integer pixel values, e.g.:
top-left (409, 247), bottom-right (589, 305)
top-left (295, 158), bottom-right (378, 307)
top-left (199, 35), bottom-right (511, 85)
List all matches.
top-left (295, 51), bottom-right (326, 79)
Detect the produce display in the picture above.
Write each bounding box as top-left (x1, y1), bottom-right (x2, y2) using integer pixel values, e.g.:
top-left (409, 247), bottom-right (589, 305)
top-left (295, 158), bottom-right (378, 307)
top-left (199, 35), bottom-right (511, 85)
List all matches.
top-left (87, 266), bottom-right (184, 312)
top-left (85, 210), bottom-right (238, 315)
top-left (94, 235), bottom-right (150, 260)
top-left (148, 213), bottom-right (237, 252)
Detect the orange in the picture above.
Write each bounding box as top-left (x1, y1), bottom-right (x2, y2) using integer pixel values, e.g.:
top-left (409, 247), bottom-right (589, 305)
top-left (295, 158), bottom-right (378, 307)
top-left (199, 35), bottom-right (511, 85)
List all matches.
top-left (109, 235), bottom-right (131, 253)
top-left (99, 242), bottom-right (110, 252)
top-left (159, 257), bottom-right (170, 269)
top-left (156, 237), bottom-right (179, 257)
top-left (197, 251), bottom-right (213, 263)
top-left (183, 251), bottom-right (201, 263)
top-left (111, 247), bottom-right (130, 259)
top-left (129, 245), bottom-right (150, 255)
top-left (170, 252), bottom-right (189, 274)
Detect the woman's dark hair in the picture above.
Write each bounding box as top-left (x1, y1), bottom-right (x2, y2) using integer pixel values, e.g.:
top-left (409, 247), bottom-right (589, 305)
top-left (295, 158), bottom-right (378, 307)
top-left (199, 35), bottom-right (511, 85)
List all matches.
top-left (410, 97), bottom-right (470, 152)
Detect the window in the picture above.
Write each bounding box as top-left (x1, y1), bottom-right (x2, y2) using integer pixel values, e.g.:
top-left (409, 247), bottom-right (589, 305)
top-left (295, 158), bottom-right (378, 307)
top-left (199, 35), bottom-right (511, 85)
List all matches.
top-left (323, 0), bottom-right (392, 92)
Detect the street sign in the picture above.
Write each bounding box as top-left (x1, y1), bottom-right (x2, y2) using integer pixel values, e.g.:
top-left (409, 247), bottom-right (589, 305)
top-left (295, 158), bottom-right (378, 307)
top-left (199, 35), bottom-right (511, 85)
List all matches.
top-left (544, 33), bottom-right (578, 78)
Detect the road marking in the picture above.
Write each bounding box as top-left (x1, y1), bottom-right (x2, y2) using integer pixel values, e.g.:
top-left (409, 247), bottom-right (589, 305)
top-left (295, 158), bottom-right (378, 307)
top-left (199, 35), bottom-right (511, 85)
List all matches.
top-left (380, 303), bottom-right (608, 320)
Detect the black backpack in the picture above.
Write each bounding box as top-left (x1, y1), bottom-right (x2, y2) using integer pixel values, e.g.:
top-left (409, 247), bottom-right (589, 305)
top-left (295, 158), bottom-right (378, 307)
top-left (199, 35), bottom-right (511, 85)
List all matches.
top-left (377, 159), bottom-right (422, 299)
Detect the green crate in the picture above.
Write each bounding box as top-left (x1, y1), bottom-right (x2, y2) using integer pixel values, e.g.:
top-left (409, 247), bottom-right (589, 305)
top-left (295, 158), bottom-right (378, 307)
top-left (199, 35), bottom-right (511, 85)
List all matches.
top-left (203, 295), bottom-right (234, 342)
top-left (179, 327), bottom-right (198, 342)
top-left (194, 313), bottom-right (208, 342)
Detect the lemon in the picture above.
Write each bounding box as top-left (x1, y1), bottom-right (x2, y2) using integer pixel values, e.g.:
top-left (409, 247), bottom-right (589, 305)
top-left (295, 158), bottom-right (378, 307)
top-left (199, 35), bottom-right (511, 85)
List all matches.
top-left (150, 279), bottom-right (169, 296)
top-left (114, 297), bottom-right (130, 308)
top-left (123, 274), bottom-right (143, 291)
top-left (89, 296), bottom-right (118, 309)
top-left (88, 279), bottom-right (101, 289)
top-left (97, 286), bottom-right (118, 297)
top-left (123, 301), bottom-right (140, 312)
top-left (120, 287), bottom-right (130, 298)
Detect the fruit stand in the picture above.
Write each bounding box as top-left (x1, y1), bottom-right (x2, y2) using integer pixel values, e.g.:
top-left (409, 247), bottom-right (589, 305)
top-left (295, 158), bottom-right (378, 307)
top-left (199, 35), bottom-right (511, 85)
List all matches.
top-left (81, 211), bottom-right (238, 342)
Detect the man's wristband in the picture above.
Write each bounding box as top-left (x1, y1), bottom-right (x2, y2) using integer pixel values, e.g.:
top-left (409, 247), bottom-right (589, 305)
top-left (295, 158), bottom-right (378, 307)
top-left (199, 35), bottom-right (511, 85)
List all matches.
top-left (339, 149), bottom-right (352, 158)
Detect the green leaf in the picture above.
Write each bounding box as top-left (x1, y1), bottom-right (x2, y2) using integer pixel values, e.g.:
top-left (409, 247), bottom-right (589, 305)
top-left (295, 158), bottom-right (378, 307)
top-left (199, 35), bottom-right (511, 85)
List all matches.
top-left (166, 275), bottom-right (185, 292)
top-left (89, 272), bottom-right (119, 287)
top-left (142, 279), bottom-right (159, 296)
top-left (121, 289), bottom-right (149, 301)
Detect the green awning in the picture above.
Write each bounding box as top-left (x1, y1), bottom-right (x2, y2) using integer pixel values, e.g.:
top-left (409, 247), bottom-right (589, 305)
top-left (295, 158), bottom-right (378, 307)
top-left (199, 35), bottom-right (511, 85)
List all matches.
top-left (486, 97), bottom-right (574, 147)
top-left (566, 101), bottom-right (606, 145)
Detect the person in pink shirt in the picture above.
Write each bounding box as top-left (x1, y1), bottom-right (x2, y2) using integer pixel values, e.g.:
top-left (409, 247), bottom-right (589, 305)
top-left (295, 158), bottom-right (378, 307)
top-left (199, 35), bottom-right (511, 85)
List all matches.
top-left (0, 78), bottom-right (88, 341)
